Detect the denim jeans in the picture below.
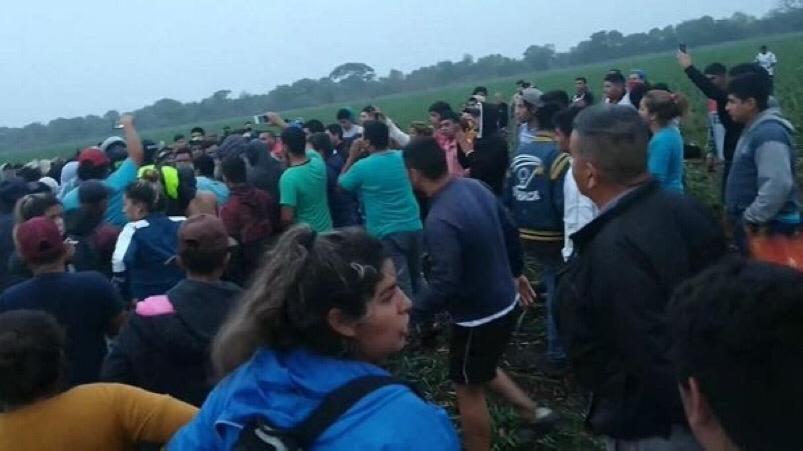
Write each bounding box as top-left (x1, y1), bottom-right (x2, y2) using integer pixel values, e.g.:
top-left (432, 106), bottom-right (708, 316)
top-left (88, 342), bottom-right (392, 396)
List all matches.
top-left (382, 230), bottom-right (425, 304)
top-left (605, 425), bottom-right (702, 451)
top-left (523, 240), bottom-right (566, 363)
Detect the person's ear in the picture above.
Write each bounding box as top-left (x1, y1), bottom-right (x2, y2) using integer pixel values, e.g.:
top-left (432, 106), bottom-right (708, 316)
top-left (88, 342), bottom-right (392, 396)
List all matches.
top-left (176, 255), bottom-right (186, 271)
top-left (327, 308), bottom-right (358, 339)
top-left (584, 160), bottom-right (599, 191)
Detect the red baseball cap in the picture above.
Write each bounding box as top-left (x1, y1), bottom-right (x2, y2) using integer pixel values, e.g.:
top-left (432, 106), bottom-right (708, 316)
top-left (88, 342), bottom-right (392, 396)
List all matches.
top-left (78, 147), bottom-right (111, 167)
top-left (16, 217), bottom-right (66, 264)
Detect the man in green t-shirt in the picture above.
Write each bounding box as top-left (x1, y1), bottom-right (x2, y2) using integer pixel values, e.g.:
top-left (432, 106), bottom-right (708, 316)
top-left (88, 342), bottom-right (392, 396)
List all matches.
top-left (339, 121), bottom-right (424, 301)
top-left (278, 127), bottom-right (333, 232)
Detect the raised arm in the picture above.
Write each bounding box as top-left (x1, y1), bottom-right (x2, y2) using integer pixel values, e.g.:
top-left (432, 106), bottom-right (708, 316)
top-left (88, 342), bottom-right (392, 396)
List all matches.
top-left (119, 114), bottom-right (144, 166)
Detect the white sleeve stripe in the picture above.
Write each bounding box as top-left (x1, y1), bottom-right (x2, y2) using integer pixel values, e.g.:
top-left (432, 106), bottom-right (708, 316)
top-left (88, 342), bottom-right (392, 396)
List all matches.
top-left (112, 222), bottom-right (138, 273)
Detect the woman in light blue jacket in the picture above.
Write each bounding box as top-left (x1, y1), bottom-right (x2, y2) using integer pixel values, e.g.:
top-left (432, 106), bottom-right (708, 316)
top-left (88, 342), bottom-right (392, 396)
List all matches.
top-left (168, 226), bottom-right (459, 450)
top-left (639, 90), bottom-right (689, 194)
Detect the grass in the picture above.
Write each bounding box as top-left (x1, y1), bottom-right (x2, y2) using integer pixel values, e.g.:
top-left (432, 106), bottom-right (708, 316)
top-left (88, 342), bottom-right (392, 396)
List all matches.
top-left (3, 32), bottom-right (802, 162)
top-left (5, 32), bottom-right (801, 450)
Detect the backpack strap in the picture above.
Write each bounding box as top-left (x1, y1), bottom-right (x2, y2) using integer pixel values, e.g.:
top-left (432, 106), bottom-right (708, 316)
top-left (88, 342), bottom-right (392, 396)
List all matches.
top-left (290, 375), bottom-right (415, 447)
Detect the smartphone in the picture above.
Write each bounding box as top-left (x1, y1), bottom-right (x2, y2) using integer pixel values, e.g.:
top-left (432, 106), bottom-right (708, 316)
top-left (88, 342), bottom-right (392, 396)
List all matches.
top-left (253, 114), bottom-right (269, 125)
top-left (678, 43), bottom-right (687, 53)
top-left (113, 122), bottom-right (124, 129)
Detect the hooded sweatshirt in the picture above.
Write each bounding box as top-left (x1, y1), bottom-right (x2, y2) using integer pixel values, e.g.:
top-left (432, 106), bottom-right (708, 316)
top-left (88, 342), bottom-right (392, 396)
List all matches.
top-left (726, 107), bottom-right (801, 225)
top-left (101, 279), bottom-right (242, 406)
top-left (168, 348), bottom-right (460, 450)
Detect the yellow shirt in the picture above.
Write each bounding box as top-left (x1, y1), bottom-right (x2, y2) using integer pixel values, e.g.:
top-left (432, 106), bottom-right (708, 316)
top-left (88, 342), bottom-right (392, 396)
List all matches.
top-left (0, 383), bottom-right (198, 451)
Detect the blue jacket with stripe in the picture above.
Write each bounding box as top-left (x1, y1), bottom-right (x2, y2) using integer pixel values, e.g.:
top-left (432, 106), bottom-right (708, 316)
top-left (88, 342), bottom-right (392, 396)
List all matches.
top-left (112, 213), bottom-right (185, 301)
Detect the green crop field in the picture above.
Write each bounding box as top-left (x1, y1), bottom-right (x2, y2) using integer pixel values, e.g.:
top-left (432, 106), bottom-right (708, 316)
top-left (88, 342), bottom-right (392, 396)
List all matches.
top-left (5, 32), bottom-right (801, 164)
top-left (5, 33), bottom-right (801, 450)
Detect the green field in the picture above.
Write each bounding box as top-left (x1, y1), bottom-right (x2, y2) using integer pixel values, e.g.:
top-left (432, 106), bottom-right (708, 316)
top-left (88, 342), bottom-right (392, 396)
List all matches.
top-left (6, 32), bottom-right (801, 451)
top-left (6, 32), bottom-right (801, 163)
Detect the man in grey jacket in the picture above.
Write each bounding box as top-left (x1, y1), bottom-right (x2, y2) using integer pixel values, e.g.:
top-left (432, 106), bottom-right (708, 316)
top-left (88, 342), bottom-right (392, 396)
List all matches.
top-left (725, 69), bottom-right (800, 253)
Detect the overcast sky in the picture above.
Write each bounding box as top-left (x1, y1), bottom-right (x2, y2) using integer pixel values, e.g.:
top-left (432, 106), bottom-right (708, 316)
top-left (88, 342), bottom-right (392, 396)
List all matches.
top-left (0, 0), bottom-right (773, 127)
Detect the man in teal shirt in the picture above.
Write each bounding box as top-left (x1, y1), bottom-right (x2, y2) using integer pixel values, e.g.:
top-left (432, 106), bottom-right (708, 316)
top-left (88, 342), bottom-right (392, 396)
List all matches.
top-left (339, 121), bottom-right (424, 301)
top-left (61, 114), bottom-right (145, 227)
top-left (279, 127), bottom-right (333, 232)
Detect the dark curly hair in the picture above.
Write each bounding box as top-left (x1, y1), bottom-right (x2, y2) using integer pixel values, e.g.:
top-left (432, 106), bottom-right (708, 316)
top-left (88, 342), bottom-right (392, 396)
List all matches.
top-left (212, 225), bottom-right (386, 377)
top-left (0, 310), bottom-right (66, 407)
top-left (668, 256), bottom-right (803, 451)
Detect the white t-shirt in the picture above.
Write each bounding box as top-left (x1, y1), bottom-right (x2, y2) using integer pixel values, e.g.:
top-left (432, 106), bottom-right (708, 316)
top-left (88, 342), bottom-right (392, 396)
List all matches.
top-left (755, 51), bottom-right (778, 76)
top-left (562, 165), bottom-right (598, 261)
top-left (342, 124), bottom-right (364, 139)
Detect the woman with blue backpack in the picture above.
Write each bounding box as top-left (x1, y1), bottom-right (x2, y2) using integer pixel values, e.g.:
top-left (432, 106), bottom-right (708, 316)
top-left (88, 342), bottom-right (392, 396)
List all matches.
top-left (168, 226), bottom-right (459, 450)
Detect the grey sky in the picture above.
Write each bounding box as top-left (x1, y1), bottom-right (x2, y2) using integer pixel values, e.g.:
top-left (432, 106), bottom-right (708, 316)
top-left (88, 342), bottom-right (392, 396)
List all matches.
top-left (0, 0), bottom-right (773, 127)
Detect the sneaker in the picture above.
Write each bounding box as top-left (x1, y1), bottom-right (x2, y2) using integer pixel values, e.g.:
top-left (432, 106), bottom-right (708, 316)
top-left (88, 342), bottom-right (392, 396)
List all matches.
top-left (530, 407), bottom-right (560, 436)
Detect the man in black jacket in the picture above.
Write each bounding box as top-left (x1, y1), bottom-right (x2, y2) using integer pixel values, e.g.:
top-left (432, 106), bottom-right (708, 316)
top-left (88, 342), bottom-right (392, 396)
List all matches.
top-left (556, 104), bottom-right (725, 448)
top-left (677, 49), bottom-right (744, 195)
top-left (102, 214), bottom-right (241, 406)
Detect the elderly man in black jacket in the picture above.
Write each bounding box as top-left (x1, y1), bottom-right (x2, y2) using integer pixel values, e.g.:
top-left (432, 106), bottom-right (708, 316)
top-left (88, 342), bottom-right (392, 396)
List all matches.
top-left (556, 105), bottom-right (725, 449)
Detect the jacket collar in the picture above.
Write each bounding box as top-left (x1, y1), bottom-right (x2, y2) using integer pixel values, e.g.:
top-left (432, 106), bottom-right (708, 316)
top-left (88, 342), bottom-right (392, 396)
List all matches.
top-left (571, 180), bottom-right (659, 249)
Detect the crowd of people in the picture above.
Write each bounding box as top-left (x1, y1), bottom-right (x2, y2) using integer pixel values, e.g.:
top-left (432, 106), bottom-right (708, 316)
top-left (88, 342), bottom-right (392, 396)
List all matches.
top-left (0, 43), bottom-right (800, 451)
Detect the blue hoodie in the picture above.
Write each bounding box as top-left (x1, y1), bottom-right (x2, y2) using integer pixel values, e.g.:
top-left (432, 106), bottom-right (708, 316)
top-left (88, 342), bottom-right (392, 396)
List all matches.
top-left (168, 348), bottom-right (460, 450)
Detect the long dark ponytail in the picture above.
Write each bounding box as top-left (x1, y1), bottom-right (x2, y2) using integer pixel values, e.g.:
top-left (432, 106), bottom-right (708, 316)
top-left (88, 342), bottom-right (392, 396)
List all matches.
top-left (212, 225), bottom-right (386, 378)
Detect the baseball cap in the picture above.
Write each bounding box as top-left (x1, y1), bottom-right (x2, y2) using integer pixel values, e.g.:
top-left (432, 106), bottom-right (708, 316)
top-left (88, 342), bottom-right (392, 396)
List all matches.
top-left (78, 180), bottom-right (111, 204)
top-left (78, 147), bottom-right (111, 167)
top-left (178, 214), bottom-right (234, 254)
top-left (100, 136), bottom-right (126, 152)
top-left (16, 217), bottom-right (66, 264)
top-left (520, 87), bottom-right (545, 108)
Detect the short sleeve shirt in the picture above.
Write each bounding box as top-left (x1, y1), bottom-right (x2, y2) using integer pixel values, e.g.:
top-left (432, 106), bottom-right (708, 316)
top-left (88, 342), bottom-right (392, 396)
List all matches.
top-left (62, 158), bottom-right (139, 227)
top-left (279, 151), bottom-right (333, 232)
top-left (339, 150), bottom-right (422, 238)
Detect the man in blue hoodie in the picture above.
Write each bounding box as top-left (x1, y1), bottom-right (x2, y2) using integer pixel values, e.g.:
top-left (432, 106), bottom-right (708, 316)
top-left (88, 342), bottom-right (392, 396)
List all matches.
top-left (724, 69), bottom-right (800, 253)
top-left (404, 137), bottom-right (557, 451)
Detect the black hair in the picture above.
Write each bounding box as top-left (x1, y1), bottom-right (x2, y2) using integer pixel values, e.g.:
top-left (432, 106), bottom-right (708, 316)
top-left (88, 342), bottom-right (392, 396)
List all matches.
top-left (303, 119), bottom-right (325, 134)
top-left (573, 104), bottom-right (649, 185)
top-left (604, 72), bottom-right (626, 85)
top-left (438, 110), bottom-right (461, 123)
top-left (309, 132), bottom-right (334, 158)
top-left (190, 127), bottom-right (205, 135)
top-left (532, 90), bottom-right (568, 131)
top-left (76, 161), bottom-right (110, 181)
top-left (221, 156), bottom-right (247, 184)
top-left (361, 105), bottom-right (376, 114)
top-left (174, 134), bottom-right (185, 142)
top-left (280, 127), bottom-right (307, 157)
top-left (363, 121), bottom-right (389, 150)
top-left (472, 86), bottom-right (488, 96)
top-left (552, 105), bottom-right (584, 136)
top-left (244, 139), bottom-right (267, 167)
top-left (703, 63), bottom-right (727, 76)
top-left (15, 193), bottom-right (61, 224)
top-left (174, 147), bottom-right (192, 158)
top-left (212, 226), bottom-right (387, 377)
top-left (403, 137), bottom-right (447, 180)
top-left (17, 165), bottom-right (42, 183)
top-left (542, 90), bottom-right (570, 109)
top-left (336, 108), bottom-right (353, 121)
top-left (728, 62), bottom-right (765, 78)
top-left (180, 246), bottom-right (229, 275)
top-left (0, 310), bottom-right (66, 407)
top-left (727, 71), bottom-right (771, 111)
top-left (427, 101), bottom-right (452, 116)
top-left (628, 84), bottom-right (649, 110)
top-left (326, 123), bottom-right (343, 139)
top-left (124, 178), bottom-right (163, 213)
top-left (575, 76), bottom-right (588, 83)
top-left (650, 82), bottom-right (671, 92)
top-left (668, 257), bottom-right (803, 451)
top-left (193, 154), bottom-right (216, 178)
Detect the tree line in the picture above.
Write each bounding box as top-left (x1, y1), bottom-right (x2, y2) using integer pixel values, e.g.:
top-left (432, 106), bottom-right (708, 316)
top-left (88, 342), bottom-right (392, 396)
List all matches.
top-left (1, 1), bottom-right (801, 155)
